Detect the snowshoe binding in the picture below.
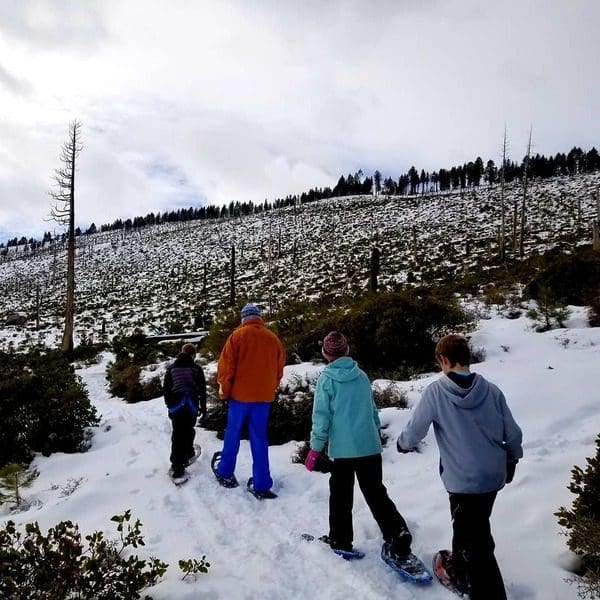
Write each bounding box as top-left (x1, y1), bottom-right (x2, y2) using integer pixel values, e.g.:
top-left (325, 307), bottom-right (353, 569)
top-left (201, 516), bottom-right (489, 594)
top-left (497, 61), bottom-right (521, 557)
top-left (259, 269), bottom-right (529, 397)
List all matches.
top-left (301, 533), bottom-right (365, 560)
top-left (246, 477), bottom-right (277, 500)
top-left (432, 550), bottom-right (469, 596)
top-left (381, 541), bottom-right (432, 584)
top-left (210, 451), bottom-right (239, 488)
top-left (169, 466), bottom-right (189, 486)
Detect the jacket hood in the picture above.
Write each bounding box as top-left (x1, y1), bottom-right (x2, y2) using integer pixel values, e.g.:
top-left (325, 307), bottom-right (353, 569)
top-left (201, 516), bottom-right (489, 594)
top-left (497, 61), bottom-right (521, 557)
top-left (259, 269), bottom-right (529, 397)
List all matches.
top-left (322, 356), bottom-right (362, 383)
top-left (438, 373), bottom-right (489, 409)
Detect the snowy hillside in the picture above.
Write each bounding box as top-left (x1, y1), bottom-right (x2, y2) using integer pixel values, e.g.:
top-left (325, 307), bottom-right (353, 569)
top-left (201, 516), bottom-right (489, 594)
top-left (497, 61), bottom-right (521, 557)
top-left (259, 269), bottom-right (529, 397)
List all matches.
top-left (1, 171), bottom-right (599, 351)
top-left (4, 309), bottom-right (599, 599)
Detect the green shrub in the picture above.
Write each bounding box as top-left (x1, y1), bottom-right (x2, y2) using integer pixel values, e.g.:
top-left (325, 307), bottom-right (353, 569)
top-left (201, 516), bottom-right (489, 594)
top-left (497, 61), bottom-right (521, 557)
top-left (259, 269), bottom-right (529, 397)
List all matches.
top-left (525, 247), bottom-right (600, 305)
top-left (0, 351), bottom-right (99, 468)
top-left (106, 332), bottom-right (177, 403)
top-left (204, 290), bottom-right (471, 379)
top-left (526, 286), bottom-right (571, 332)
top-left (556, 434), bottom-right (600, 599)
top-left (0, 510), bottom-right (170, 599)
top-left (201, 307), bottom-right (243, 359)
top-left (0, 463), bottom-right (37, 510)
top-left (372, 383), bottom-right (408, 409)
top-left (585, 286), bottom-right (600, 327)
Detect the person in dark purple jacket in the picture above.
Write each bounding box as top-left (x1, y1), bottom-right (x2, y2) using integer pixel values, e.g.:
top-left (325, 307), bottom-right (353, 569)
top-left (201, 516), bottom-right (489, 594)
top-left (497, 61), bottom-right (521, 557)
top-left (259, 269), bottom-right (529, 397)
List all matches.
top-left (164, 343), bottom-right (207, 479)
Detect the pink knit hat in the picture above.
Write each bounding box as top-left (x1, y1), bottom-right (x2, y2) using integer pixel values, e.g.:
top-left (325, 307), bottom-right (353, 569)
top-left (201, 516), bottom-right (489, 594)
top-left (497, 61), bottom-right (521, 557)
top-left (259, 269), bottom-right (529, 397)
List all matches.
top-left (322, 331), bottom-right (349, 361)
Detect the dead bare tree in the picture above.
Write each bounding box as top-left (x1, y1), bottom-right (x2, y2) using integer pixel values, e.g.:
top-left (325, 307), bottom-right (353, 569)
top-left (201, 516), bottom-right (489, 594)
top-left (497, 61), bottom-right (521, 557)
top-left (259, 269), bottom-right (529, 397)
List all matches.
top-left (593, 191), bottom-right (600, 251)
top-left (519, 127), bottom-right (533, 257)
top-left (498, 125), bottom-right (508, 261)
top-left (48, 120), bottom-right (82, 353)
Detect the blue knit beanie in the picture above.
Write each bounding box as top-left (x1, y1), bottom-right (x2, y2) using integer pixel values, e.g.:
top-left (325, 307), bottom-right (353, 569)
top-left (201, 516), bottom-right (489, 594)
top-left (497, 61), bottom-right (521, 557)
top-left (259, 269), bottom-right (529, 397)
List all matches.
top-left (241, 303), bottom-right (261, 323)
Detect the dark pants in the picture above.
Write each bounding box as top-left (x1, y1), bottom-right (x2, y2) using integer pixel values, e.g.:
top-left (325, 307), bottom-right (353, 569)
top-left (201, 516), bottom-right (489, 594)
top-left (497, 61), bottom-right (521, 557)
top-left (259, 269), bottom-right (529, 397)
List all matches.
top-left (169, 407), bottom-right (196, 470)
top-left (329, 454), bottom-right (411, 552)
top-left (449, 491), bottom-right (507, 600)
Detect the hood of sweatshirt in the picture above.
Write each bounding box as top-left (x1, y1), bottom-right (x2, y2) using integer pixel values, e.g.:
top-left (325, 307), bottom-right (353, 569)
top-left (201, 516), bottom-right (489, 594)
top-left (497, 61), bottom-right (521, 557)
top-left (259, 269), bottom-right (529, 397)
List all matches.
top-left (438, 372), bottom-right (489, 409)
top-left (322, 356), bottom-right (362, 383)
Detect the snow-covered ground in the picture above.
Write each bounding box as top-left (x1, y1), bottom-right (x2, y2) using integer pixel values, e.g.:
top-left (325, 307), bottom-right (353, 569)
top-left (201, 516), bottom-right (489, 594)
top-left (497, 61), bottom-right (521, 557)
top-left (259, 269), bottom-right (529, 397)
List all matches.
top-left (4, 310), bottom-right (599, 599)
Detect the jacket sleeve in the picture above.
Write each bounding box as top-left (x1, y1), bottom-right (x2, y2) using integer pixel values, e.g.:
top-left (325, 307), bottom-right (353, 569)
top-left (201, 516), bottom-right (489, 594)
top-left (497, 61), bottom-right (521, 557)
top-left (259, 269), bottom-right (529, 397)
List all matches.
top-left (398, 386), bottom-right (435, 450)
top-left (196, 366), bottom-right (207, 413)
top-left (163, 367), bottom-right (173, 407)
top-left (500, 393), bottom-right (523, 461)
top-left (217, 333), bottom-right (237, 400)
top-left (310, 375), bottom-right (332, 453)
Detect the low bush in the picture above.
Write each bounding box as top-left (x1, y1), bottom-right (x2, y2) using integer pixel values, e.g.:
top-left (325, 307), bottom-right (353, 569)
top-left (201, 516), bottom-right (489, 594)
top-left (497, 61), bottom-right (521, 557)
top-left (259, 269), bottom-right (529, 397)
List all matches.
top-left (0, 350), bottom-right (99, 468)
top-left (204, 290), bottom-right (472, 380)
top-left (525, 246), bottom-right (600, 305)
top-left (106, 331), bottom-right (178, 403)
top-left (556, 434), bottom-right (600, 599)
top-left (0, 509), bottom-right (211, 599)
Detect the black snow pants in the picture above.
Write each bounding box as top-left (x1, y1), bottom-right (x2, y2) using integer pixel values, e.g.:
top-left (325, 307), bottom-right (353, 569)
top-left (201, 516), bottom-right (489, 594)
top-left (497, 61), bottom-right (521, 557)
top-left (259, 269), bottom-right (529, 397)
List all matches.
top-left (169, 406), bottom-right (196, 470)
top-left (329, 453), bottom-right (411, 552)
top-left (449, 491), bottom-right (507, 600)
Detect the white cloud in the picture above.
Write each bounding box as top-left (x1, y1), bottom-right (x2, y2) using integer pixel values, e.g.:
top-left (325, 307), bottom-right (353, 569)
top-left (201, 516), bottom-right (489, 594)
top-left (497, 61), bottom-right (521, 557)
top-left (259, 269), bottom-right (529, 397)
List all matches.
top-left (0, 0), bottom-right (599, 241)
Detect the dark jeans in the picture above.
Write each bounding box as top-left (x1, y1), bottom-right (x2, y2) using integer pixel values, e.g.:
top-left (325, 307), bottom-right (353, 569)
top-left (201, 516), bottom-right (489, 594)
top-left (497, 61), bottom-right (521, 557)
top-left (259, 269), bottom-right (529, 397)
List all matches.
top-left (329, 454), bottom-right (411, 552)
top-left (169, 407), bottom-right (196, 470)
top-left (449, 491), bottom-right (507, 600)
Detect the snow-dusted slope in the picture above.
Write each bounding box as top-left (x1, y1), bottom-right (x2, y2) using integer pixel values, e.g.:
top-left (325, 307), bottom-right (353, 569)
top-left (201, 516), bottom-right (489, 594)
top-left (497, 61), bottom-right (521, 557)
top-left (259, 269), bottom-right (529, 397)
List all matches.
top-left (1, 171), bottom-right (599, 351)
top-left (5, 310), bottom-right (599, 599)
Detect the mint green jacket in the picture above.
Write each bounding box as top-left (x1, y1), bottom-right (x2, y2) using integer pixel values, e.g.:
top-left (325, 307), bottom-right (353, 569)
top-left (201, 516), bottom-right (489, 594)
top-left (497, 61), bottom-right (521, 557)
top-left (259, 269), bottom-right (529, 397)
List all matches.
top-left (310, 356), bottom-right (382, 459)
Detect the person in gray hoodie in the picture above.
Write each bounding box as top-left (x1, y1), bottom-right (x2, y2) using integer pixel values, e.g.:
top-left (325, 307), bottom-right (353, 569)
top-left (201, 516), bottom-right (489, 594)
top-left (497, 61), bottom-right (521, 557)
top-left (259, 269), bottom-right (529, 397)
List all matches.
top-left (397, 334), bottom-right (522, 600)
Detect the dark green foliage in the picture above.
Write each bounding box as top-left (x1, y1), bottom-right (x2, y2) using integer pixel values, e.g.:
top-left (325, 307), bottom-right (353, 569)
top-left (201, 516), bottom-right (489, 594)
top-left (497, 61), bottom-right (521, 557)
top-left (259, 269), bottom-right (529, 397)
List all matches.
top-left (0, 350), bottom-right (99, 468)
top-left (345, 290), bottom-right (466, 378)
top-left (0, 463), bottom-right (37, 509)
top-left (203, 291), bottom-right (470, 379)
top-left (525, 247), bottom-right (600, 306)
top-left (0, 510), bottom-right (168, 599)
top-left (372, 383), bottom-right (408, 409)
top-left (556, 434), bottom-right (600, 598)
top-left (586, 286), bottom-right (600, 327)
top-left (179, 556), bottom-right (211, 580)
top-left (106, 331), bottom-right (177, 403)
top-left (526, 286), bottom-right (571, 332)
top-left (268, 375), bottom-right (317, 445)
top-left (201, 307), bottom-right (242, 359)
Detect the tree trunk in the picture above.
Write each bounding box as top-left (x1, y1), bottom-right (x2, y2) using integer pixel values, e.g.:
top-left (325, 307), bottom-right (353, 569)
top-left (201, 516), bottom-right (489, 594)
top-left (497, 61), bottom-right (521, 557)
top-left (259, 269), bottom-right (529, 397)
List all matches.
top-left (61, 126), bottom-right (78, 354)
top-left (229, 245), bottom-right (236, 307)
top-left (369, 247), bottom-right (381, 292)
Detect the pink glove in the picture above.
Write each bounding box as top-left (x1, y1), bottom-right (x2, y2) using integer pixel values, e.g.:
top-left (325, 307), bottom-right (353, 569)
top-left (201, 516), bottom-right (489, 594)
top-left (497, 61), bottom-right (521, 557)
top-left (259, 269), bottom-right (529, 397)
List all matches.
top-left (305, 449), bottom-right (321, 472)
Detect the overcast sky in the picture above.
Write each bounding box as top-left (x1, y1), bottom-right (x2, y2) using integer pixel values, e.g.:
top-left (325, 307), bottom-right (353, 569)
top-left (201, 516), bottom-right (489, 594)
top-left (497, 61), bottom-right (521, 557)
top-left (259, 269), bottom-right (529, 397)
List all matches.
top-left (1, 0), bottom-right (599, 241)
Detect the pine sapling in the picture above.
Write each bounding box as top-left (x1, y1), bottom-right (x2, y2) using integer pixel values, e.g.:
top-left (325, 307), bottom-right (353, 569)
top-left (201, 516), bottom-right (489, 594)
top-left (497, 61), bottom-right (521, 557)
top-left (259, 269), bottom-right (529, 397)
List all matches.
top-left (0, 463), bottom-right (38, 509)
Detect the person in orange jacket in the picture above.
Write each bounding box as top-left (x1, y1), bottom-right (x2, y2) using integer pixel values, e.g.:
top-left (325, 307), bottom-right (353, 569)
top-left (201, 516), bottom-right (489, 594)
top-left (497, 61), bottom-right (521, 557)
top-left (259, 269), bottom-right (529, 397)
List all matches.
top-left (213, 303), bottom-right (286, 496)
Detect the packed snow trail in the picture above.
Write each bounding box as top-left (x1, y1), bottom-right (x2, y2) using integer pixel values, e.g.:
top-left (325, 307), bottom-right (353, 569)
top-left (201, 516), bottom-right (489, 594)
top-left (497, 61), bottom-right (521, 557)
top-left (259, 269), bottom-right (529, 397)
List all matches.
top-left (6, 310), bottom-right (600, 599)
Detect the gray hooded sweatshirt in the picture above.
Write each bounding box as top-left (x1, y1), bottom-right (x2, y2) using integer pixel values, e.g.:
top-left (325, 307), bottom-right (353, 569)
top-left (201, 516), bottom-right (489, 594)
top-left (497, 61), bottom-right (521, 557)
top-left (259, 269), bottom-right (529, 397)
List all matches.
top-left (398, 373), bottom-right (523, 494)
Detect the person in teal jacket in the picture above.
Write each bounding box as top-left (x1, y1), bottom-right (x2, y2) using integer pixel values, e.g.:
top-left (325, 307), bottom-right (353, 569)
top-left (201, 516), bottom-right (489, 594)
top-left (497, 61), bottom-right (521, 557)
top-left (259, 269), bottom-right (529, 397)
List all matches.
top-left (306, 331), bottom-right (413, 563)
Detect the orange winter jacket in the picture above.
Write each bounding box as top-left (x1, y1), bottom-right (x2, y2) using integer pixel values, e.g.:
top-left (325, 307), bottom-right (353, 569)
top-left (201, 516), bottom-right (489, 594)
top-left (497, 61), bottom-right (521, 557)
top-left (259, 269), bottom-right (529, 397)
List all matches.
top-left (217, 317), bottom-right (286, 402)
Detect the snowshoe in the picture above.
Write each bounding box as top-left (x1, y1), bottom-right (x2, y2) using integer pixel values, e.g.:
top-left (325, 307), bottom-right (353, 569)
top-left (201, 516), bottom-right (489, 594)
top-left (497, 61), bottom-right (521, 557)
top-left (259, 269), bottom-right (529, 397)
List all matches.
top-left (301, 533), bottom-right (365, 560)
top-left (169, 467), bottom-right (189, 486)
top-left (186, 444), bottom-right (201, 466)
top-left (210, 451), bottom-right (239, 488)
top-left (381, 542), bottom-right (432, 584)
top-left (246, 477), bottom-right (278, 500)
top-left (432, 550), bottom-right (469, 596)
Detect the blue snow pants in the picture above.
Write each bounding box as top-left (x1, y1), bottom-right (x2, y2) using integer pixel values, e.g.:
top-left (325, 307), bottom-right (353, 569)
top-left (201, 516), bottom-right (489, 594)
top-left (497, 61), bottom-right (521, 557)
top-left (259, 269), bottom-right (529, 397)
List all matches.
top-left (217, 399), bottom-right (273, 491)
